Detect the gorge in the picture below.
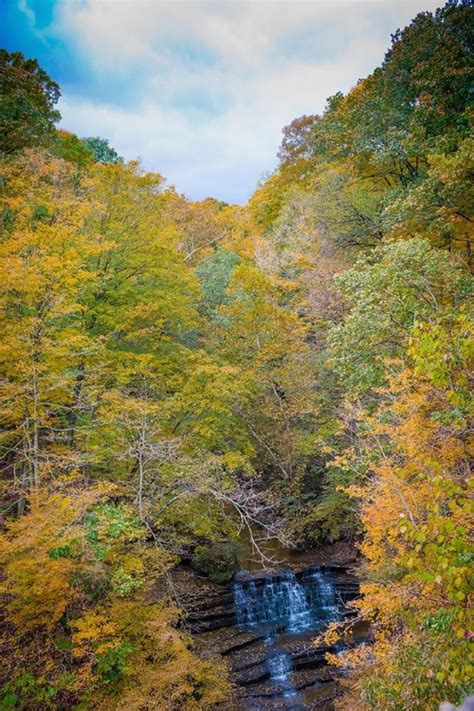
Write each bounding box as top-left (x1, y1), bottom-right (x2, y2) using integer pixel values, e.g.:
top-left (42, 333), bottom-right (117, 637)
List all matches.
top-left (0, 3), bottom-right (472, 708)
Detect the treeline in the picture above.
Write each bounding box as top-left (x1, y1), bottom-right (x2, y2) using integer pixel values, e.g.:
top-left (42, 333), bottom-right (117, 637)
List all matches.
top-left (0, 1), bottom-right (473, 709)
top-left (0, 48), bottom-right (320, 710)
top-left (248, 2), bottom-right (473, 708)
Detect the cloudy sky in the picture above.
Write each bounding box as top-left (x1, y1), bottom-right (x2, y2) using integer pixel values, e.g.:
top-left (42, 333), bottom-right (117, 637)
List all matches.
top-left (2, 0), bottom-right (440, 203)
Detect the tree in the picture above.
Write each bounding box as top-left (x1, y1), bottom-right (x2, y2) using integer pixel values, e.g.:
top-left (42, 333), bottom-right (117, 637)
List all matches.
top-left (1, 15), bottom-right (473, 710)
top-left (277, 114), bottom-right (319, 165)
top-left (0, 50), bottom-right (60, 154)
top-left (0, 150), bottom-right (96, 501)
top-left (329, 238), bottom-right (473, 393)
top-left (382, 1), bottom-right (473, 142)
top-left (195, 247), bottom-right (241, 323)
top-left (81, 136), bottom-right (123, 164)
top-left (0, 487), bottom-right (228, 710)
top-left (324, 310), bottom-right (473, 710)
top-left (309, 163), bottom-right (387, 250)
top-left (54, 129), bottom-right (95, 170)
top-left (386, 135), bottom-right (474, 267)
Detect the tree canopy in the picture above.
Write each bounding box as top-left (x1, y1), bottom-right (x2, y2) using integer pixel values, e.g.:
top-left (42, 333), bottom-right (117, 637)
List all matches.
top-left (0, 2), bottom-right (472, 709)
top-left (0, 50), bottom-right (60, 154)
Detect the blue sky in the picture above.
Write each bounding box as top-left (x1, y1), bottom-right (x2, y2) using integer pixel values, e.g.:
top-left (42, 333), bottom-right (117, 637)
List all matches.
top-left (2, 0), bottom-right (440, 203)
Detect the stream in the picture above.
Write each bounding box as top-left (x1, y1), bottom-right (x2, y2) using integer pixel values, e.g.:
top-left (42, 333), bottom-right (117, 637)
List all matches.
top-left (171, 546), bottom-right (362, 710)
top-left (230, 566), bottom-right (349, 710)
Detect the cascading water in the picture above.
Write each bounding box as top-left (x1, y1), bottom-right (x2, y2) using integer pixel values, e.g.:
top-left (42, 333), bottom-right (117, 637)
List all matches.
top-left (233, 567), bottom-right (339, 705)
top-left (233, 567), bottom-right (338, 632)
top-left (266, 650), bottom-right (293, 682)
top-left (266, 649), bottom-right (298, 701)
top-left (311, 569), bottom-right (337, 612)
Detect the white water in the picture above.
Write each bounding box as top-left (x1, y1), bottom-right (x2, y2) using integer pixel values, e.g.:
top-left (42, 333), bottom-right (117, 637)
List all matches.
top-left (266, 650), bottom-right (298, 700)
top-left (233, 566), bottom-right (339, 702)
top-left (233, 567), bottom-right (338, 632)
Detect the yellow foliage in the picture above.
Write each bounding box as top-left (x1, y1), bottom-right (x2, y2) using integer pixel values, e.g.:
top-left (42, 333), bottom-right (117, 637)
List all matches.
top-left (329, 316), bottom-right (473, 710)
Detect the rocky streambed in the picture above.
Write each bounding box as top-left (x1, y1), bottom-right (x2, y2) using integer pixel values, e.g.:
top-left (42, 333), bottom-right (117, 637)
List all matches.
top-left (166, 542), bottom-right (364, 710)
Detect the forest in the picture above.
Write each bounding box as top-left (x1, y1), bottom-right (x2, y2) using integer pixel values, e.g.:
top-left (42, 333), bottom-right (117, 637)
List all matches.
top-left (0, 1), bottom-right (472, 709)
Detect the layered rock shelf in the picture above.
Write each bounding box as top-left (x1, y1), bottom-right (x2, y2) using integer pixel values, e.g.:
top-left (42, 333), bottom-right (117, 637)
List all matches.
top-left (169, 553), bottom-right (362, 710)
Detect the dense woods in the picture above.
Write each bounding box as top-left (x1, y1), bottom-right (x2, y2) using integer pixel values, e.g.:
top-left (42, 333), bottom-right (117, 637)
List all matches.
top-left (0, 2), bottom-right (472, 709)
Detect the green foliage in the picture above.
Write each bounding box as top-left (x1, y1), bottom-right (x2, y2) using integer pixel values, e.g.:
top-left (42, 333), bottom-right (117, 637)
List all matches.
top-left (0, 50), bottom-right (61, 154)
top-left (54, 130), bottom-right (94, 169)
top-left (88, 504), bottom-right (143, 541)
top-left (85, 504), bottom-right (145, 562)
top-left (110, 569), bottom-right (143, 597)
top-left (308, 164), bottom-right (387, 249)
top-left (192, 541), bottom-right (242, 583)
top-left (381, 1), bottom-right (473, 141)
top-left (95, 641), bottom-right (133, 682)
top-left (386, 133), bottom-right (474, 253)
top-left (303, 466), bottom-right (364, 544)
top-left (0, 673), bottom-right (58, 711)
top-left (423, 609), bottom-right (456, 635)
top-left (81, 136), bottom-right (123, 164)
top-left (195, 247), bottom-right (241, 323)
top-left (1, 7), bottom-right (473, 710)
top-left (48, 542), bottom-right (82, 560)
top-left (308, 1), bottom-right (473, 179)
top-left (329, 238), bottom-right (472, 393)
top-left (267, 2), bottom-right (473, 261)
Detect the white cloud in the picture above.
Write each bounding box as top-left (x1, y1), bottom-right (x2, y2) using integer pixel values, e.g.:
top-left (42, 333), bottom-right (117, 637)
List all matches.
top-left (18, 0), bottom-right (36, 28)
top-left (55, 0), bottom-right (441, 203)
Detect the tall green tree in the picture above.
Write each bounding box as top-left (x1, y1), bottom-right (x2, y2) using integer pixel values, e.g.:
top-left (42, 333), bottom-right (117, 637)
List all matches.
top-left (0, 50), bottom-right (60, 154)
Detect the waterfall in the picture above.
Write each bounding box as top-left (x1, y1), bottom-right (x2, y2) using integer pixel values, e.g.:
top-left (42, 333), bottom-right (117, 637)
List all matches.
top-left (266, 649), bottom-right (297, 697)
top-left (310, 569), bottom-right (337, 612)
top-left (232, 567), bottom-right (340, 708)
top-left (233, 578), bottom-right (258, 626)
top-left (267, 649), bottom-right (294, 682)
top-left (233, 567), bottom-right (338, 633)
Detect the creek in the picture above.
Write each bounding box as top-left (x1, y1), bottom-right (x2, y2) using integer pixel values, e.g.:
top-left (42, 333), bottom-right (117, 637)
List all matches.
top-left (232, 567), bottom-right (341, 709)
top-left (171, 543), bottom-right (362, 710)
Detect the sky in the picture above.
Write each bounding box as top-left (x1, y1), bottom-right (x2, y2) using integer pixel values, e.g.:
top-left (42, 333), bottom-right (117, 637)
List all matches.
top-left (2, 0), bottom-right (441, 204)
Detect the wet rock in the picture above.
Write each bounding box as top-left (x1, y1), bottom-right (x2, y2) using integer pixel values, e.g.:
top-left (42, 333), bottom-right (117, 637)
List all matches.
top-left (168, 542), bottom-right (363, 710)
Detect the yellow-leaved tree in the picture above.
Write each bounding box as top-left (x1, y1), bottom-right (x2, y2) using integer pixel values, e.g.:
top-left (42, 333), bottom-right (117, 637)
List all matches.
top-left (324, 311), bottom-right (473, 710)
